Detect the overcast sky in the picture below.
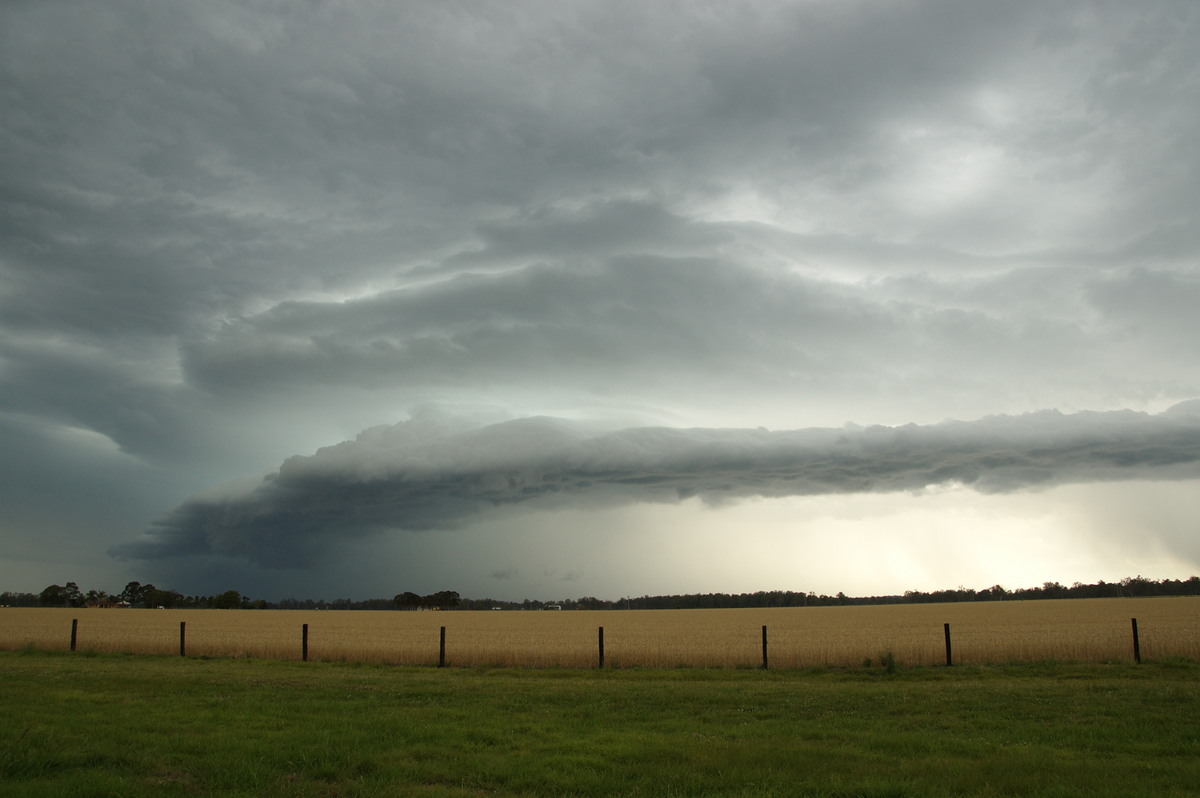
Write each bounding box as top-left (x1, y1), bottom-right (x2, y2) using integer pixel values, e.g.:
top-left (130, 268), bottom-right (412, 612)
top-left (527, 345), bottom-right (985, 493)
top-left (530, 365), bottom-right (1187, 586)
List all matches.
top-left (3, 1), bottom-right (1199, 602)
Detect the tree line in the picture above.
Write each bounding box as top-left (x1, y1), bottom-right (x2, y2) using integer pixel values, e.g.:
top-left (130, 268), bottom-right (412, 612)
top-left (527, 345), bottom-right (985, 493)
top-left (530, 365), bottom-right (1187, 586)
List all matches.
top-left (563, 576), bottom-right (1200, 610)
top-left (0, 582), bottom-right (254, 610)
top-left (3, 575), bottom-right (1197, 611)
top-left (0, 582), bottom-right (465, 611)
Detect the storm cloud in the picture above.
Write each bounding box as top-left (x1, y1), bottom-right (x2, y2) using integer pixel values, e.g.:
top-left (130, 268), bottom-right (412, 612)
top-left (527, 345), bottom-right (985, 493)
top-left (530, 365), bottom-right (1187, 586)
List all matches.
top-left (5, 1), bottom-right (1200, 598)
top-left (113, 404), bottom-right (1200, 568)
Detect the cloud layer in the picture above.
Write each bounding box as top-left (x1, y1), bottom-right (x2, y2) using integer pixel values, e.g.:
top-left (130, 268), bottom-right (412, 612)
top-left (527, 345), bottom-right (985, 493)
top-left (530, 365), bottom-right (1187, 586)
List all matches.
top-left (4, 1), bottom-right (1200, 597)
top-left (113, 404), bottom-right (1200, 568)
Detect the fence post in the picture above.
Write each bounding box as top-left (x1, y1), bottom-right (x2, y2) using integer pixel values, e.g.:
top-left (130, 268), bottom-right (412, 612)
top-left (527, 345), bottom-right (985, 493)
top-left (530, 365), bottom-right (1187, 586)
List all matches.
top-left (438, 626), bottom-right (446, 668)
top-left (1131, 618), bottom-right (1141, 664)
top-left (944, 623), bottom-right (953, 667)
top-left (761, 625), bottom-right (768, 670)
top-left (70, 618), bottom-right (78, 652)
top-left (302, 623), bottom-right (309, 662)
top-left (598, 626), bottom-right (605, 669)
top-left (179, 621), bottom-right (186, 657)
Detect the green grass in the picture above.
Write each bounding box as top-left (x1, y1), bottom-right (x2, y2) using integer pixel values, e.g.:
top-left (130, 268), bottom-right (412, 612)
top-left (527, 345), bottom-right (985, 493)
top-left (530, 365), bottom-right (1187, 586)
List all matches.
top-left (1, 651), bottom-right (1198, 797)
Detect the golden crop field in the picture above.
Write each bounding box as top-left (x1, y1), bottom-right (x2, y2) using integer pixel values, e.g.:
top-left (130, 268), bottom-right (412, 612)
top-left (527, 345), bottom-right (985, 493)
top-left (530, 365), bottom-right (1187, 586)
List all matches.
top-left (2, 597), bottom-right (1197, 668)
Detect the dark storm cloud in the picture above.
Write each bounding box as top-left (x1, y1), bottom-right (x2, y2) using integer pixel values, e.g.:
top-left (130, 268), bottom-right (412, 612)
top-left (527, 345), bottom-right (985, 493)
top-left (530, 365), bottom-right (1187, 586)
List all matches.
top-left (112, 405), bottom-right (1200, 568)
top-left (180, 234), bottom-right (1199, 423)
top-left (450, 200), bottom-right (733, 266)
top-left (5, 0), bottom-right (1200, 596)
top-left (5, 1), bottom-right (1199, 419)
top-left (0, 336), bottom-right (205, 459)
top-left (181, 251), bottom-right (886, 393)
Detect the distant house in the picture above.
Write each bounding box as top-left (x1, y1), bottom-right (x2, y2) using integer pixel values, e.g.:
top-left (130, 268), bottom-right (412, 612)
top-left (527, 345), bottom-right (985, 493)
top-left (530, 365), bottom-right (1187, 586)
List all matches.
top-left (546, 605), bottom-right (562, 611)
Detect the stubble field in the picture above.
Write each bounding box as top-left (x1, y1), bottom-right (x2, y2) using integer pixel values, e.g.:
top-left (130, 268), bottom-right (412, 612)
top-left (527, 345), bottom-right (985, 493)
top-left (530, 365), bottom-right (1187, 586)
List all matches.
top-left (3, 596), bottom-right (1197, 668)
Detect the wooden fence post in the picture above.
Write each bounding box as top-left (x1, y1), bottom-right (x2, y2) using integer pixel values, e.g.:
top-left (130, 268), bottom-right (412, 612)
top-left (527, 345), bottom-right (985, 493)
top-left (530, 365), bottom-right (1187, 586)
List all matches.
top-left (761, 625), bottom-right (768, 670)
top-left (70, 618), bottom-right (78, 652)
top-left (598, 626), bottom-right (605, 669)
top-left (438, 626), bottom-right (446, 668)
top-left (1131, 618), bottom-right (1141, 664)
top-left (302, 623), bottom-right (309, 662)
top-left (179, 621), bottom-right (186, 657)
top-left (944, 623), bottom-right (953, 667)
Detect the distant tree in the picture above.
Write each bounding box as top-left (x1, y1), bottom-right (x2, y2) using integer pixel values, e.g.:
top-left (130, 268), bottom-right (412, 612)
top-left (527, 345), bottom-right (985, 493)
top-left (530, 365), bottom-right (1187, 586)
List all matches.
top-left (394, 592), bottom-right (422, 610)
top-left (212, 589), bottom-right (242, 609)
top-left (63, 582), bottom-right (83, 607)
top-left (120, 581), bottom-right (153, 606)
top-left (426, 590), bottom-right (460, 610)
top-left (1121, 575), bottom-right (1154, 597)
top-left (84, 589), bottom-right (110, 606)
top-left (144, 588), bottom-right (183, 608)
top-left (979, 585), bottom-right (1009, 601)
top-left (0, 591), bottom-right (39, 607)
top-left (39, 582), bottom-right (83, 607)
top-left (278, 597), bottom-right (320, 610)
top-left (39, 584), bottom-right (66, 606)
top-left (1042, 581), bottom-right (1067, 599)
top-left (356, 598), bottom-right (397, 610)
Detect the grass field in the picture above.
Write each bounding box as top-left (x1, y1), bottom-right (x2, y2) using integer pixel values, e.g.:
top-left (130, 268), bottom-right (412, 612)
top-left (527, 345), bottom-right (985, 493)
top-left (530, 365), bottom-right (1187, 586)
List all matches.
top-left (1, 650), bottom-right (1198, 797)
top-left (2, 597), bottom-right (1198, 667)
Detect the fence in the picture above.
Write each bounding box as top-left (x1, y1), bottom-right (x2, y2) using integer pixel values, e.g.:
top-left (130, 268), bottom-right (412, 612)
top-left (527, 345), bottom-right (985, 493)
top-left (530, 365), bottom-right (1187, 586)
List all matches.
top-left (3, 599), bottom-right (1198, 668)
top-left (52, 617), bottom-right (1156, 668)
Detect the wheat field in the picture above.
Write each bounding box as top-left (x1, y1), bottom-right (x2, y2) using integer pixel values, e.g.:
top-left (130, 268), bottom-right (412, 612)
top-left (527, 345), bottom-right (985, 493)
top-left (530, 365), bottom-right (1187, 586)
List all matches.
top-left (2, 597), bottom-right (1197, 668)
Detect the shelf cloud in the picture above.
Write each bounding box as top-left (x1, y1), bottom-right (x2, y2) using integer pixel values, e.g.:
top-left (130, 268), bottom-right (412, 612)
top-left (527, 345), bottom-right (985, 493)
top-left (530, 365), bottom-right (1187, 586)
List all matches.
top-left (113, 404), bottom-right (1200, 568)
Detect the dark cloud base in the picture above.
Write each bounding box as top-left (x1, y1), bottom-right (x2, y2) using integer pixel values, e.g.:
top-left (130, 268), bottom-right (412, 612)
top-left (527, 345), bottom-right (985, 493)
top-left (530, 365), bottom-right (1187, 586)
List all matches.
top-left (111, 404), bottom-right (1200, 569)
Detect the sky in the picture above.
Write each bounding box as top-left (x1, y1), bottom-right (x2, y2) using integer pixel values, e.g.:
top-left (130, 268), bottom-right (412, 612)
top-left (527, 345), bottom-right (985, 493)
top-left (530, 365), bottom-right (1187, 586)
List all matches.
top-left (3, 1), bottom-right (1200, 603)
